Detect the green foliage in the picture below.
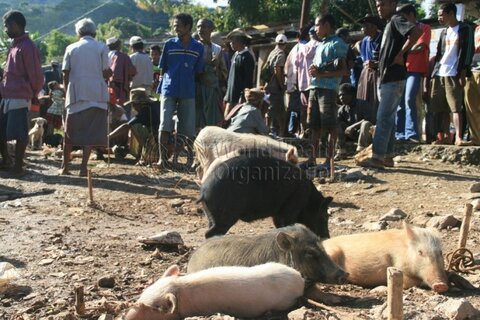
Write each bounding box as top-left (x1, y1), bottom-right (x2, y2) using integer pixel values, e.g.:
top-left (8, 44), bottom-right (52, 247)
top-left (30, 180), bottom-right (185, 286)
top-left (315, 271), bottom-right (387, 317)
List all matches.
top-left (96, 17), bottom-right (152, 43)
top-left (42, 30), bottom-right (76, 63)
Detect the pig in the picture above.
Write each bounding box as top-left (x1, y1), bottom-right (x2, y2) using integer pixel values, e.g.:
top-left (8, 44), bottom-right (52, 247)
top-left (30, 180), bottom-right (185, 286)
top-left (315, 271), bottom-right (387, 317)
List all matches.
top-left (125, 262), bottom-right (304, 320)
top-left (187, 224), bottom-right (347, 286)
top-left (194, 126), bottom-right (298, 180)
top-left (322, 222), bottom-right (449, 293)
top-left (198, 155), bottom-right (332, 238)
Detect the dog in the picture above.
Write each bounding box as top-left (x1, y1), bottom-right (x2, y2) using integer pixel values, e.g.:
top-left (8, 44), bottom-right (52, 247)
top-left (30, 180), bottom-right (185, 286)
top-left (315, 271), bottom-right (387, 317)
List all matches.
top-left (28, 117), bottom-right (47, 150)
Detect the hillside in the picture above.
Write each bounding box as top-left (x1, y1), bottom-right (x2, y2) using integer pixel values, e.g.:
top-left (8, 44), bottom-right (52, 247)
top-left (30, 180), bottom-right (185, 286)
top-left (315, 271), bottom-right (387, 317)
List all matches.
top-left (0, 0), bottom-right (169, 36)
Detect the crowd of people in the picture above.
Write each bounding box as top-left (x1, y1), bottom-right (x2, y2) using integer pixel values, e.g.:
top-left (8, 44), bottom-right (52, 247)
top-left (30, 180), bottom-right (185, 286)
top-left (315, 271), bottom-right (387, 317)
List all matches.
top-left (0, 0), bottom-right (479, 177)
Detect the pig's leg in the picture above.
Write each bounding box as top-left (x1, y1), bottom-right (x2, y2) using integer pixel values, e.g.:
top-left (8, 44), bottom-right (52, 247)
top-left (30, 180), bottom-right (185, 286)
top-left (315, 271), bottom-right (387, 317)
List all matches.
top-left (403, 275), bottom-right (422, 289)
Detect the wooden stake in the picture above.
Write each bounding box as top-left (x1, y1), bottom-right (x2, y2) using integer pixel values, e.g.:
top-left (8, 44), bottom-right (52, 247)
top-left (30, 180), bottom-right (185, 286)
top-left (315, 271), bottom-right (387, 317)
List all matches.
top-left (387, 267), bottom-right (403, 320)
top-left (87, 169), bottom-right (93, 202)
top-left (330, 157), bottom-right (335, 181)
top-left (74, 284), bottom-right (86, 315)
top-left (458, 203), bottom-right (473, 249)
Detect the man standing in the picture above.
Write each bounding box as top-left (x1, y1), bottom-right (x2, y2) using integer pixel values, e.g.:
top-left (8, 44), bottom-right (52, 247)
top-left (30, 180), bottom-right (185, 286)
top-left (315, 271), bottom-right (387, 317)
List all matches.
top-left (0, 11), bottom-right (44, 177)
top-left (359, 0), bottom-right (420, 169)
top-left (106, 37), bottom-right (136, 108)
top-left (61, 18), bottom-right (112, 176)
top-left (265, 34), bottom-right (288, 136)
top-left (156, 13), bottom-right (204, 169)
top-left (430, 3), bottom-right (475, 146)
top-left (395, 4), bottom-right (431, 143)
top-left (306, 14), bottom-right (348, 170)
top-left (464, 23), bottom-right (480, 145)
top-left (195, 18), bottom-right (228, 129)
top-left (129, 36), bottom-right (154, 94)
top-left (224, 32), bottom-right (255, 116)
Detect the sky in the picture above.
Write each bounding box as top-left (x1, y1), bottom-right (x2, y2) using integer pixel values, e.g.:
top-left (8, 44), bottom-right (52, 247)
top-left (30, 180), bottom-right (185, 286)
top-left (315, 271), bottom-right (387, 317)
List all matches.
top-left (193, 0), bottom-right (229, 8)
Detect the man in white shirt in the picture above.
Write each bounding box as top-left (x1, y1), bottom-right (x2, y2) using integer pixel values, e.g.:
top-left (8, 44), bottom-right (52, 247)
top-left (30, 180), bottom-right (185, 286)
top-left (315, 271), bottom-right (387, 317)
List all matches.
top-left (129, 36), bottom-right (154, 94)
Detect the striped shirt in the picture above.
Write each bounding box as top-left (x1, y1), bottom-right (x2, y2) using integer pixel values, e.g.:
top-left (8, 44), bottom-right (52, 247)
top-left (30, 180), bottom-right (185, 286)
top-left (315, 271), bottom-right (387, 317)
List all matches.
top-left (159, 37), bottom-right (204, 98)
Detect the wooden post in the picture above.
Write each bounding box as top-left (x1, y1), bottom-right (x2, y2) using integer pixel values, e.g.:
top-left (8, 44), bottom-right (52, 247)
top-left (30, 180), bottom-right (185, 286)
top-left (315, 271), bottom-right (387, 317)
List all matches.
top-left (87, 169), bottom-right (93, 203)
top-left (300, 0), bottom-right (311, 29)
top-left (330, 157), bottom-right (335, 181)
top-left (458, 203), bottom-right (473, 249)
top-left (74, 284), bottom-right (86, 315)
top-left (387, 267), bottom-right (403, 320)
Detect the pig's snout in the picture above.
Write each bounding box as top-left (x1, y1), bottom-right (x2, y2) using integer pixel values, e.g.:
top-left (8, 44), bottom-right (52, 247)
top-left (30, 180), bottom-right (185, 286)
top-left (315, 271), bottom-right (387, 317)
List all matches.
top-left (431, 281), bottom-right (449, 293)
top-left (334, 270), bottom-right (349, 285)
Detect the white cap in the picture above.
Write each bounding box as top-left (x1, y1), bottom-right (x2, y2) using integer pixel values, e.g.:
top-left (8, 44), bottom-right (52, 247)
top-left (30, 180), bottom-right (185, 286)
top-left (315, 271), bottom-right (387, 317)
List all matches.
top-left (275, 34), bottom-right (287, 44)
top-left (129, 36), bottom-right (144, 46)
top-left (106, 37), bottom-right (118, 45)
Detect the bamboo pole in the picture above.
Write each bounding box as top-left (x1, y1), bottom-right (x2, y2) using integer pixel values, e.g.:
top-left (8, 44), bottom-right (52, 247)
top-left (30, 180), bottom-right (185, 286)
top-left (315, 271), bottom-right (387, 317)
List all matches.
top-left (458, 203), bottom-right (473, 249)
top-left (387, 267), bottom-right (403, 320)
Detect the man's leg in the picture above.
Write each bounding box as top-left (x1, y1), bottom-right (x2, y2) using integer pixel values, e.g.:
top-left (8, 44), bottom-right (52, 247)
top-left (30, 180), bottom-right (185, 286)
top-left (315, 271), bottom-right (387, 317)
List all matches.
top-left (452, 112), bottom-right (463, 145)
top-left (61, 144), bottom-right (72, 175)
top-left (13, 140), bottom-right (27, 174)
top-left (79, 146), bottom-right (92, 177)
top-left (395, 94), bottom-right (406, 141)
top-left (357, 120), bottom-right (372, 150)
top-left (404, 72), bottom-right (420, 141)
top-left (156, 96), bottom-right (176, 168)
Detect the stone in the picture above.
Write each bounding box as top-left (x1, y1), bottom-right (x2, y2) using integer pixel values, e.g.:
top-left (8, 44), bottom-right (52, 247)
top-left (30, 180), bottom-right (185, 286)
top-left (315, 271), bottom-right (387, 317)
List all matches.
top-left (98, 314), bottom-right (114, 320)
top-left (380, 208), bottom-right (407, 222)
top-left (410, 215), bottom-right (431, 227)
top-left (426, 215), bottom-right (461, 230)
top-left (363, 221), bottom-right (388, 231)
top-left (138, 231), bottom-right (184, 246)
top-left (472, 199), bottom-right (480, 211)
top-left (470, 183), bottom-right (480, 193)
top-left (54, 311), bottom-right (75, 320)
top-left (436, 298), bottom-right (480, 320)
top-left (169, 199), bottom-right (184, 208)
top-left (38, 258), bottom-right (54, 266)
top-left (369, 286), bottom-right (387, 294)
top-left (98, 276), bottom-right (115, 288)
top-left (288, 306), bottom-right (319, 320)
top-left (343, 168), bottom-right (367, 181)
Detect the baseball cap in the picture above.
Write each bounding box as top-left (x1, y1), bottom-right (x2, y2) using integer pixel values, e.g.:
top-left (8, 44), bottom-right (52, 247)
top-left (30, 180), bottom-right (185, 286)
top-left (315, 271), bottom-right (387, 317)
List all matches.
top-left (357, 14), bottom-right (384, 30)
top-left (129, 36), bottom-right (144, 46)
top-left (106, 37), bottom-right (118, 45)
top-left (275, 34), bottom-right (287, 44)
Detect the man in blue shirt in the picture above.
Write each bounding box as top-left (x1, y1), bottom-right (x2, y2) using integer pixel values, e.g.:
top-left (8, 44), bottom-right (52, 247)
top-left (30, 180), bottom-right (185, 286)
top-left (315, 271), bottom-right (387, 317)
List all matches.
top-left (156, 13), bottom-right (204, 169)
top-left (306, 14), bottom-right (348, 173)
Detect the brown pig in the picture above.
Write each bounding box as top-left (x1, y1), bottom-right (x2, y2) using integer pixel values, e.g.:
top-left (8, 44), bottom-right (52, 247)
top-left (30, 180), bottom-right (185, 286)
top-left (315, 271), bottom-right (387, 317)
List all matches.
top-left (125, 262), bottom-right (304, 320)
top-left (322, 223), bottom-right (449, 293)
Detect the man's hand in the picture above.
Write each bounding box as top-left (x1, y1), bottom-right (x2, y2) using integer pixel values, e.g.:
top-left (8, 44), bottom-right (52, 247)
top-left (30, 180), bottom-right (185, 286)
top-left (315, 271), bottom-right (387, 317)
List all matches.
top-left (391, 54), bottom-right (404, 66)
top-left (458, 70), bottom-right (467, 87)
top-left (309, 64), bottom-right (319, 78)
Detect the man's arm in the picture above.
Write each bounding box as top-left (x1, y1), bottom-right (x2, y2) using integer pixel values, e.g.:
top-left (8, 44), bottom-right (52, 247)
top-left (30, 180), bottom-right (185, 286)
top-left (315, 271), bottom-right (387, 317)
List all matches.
top-left (63, 70), bottom-right (69, 91)
top-left (392, 25), bottom-right (422, 66)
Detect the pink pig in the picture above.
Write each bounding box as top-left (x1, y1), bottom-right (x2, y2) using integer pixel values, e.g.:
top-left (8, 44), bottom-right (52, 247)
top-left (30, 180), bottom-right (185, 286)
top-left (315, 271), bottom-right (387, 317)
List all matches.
top-left (322, 222), bottom-right (449, 293)
top-left (125, 262), bottom-right (304, 320)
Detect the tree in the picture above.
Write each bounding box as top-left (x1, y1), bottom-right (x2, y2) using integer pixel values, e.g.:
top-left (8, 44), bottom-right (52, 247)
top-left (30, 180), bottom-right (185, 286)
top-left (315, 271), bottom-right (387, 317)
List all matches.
top-left (96, 17), bottom-right (152, 43)
top-left (42, 30), bottom-right (76, 63)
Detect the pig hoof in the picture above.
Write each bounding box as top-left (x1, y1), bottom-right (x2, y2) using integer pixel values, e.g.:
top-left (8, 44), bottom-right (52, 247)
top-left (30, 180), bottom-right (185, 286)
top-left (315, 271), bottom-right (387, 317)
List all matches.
top-left (431, 282), bottom-right (449, 293)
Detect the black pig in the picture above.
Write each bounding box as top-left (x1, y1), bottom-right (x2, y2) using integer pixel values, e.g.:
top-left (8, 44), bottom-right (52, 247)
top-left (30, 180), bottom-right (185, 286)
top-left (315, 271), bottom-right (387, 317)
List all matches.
top-left (197, 156), bottom-right (332, 238)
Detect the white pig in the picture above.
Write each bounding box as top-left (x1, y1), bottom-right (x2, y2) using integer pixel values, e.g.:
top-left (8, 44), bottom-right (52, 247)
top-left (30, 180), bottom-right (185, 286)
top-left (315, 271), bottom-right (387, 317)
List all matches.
top-left (194, 126), bottom-right (298, 181)
top-left (125, 262), bottom-right (305, 320)
top-left (322, 222), bottom-right (449, 293)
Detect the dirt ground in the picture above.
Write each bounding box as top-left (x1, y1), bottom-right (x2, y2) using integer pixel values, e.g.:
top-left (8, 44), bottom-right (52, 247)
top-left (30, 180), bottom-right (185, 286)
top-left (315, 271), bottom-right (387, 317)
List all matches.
top-left (0, 145), bottom-right (479, 320)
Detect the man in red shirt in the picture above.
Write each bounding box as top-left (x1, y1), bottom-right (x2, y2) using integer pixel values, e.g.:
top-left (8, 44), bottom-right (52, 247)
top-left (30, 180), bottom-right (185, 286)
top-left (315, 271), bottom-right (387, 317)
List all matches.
top-left (0, 11), bottom-right (44, 177)
top-left (395, 3), bottom-right (431, 143)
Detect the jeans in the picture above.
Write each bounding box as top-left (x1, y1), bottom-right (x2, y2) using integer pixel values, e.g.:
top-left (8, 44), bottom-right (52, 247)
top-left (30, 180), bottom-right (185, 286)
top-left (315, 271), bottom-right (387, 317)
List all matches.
top-left (372, 80), bottom-right (406, 159)
top-left (395, 72), bottom-right (420, 140)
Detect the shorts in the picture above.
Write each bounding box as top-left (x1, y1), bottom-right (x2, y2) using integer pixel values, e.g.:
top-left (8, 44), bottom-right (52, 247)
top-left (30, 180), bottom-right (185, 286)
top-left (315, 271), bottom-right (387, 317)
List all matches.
top-left (159, 96), bottom-right (195, 138)
top-left (0, 107), bottom-right (29, 143)
top-left (430, 76), bottom-right (463, 113)
top-left (308, 88), bottom-right (338, 129)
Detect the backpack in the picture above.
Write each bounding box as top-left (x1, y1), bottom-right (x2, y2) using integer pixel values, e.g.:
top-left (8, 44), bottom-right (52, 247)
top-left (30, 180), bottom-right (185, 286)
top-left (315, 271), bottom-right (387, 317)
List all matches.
top-left (260, 59), bottom-right (274, 86)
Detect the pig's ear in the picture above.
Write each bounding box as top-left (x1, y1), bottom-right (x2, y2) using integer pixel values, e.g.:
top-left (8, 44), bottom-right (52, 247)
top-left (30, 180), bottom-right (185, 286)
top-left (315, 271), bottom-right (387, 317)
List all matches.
top-left (276, 231), bottom-right (294, 251)
top-left (162, 265), bottom-right (180, 278)
top-left (403, 222), bottom-right (416, 241)
top-left (163, 293), bottom-right (177, 314)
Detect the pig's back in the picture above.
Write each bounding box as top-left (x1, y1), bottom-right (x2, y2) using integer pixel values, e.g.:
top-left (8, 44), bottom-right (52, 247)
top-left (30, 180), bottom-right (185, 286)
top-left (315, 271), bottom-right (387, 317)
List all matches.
top-left (177, 263), bottom-right (304, 318)
top-left (322, 230), bottom-right (406, 287)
